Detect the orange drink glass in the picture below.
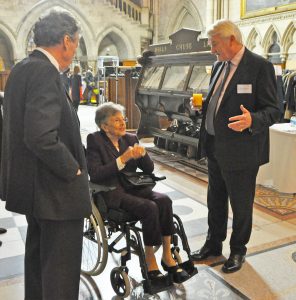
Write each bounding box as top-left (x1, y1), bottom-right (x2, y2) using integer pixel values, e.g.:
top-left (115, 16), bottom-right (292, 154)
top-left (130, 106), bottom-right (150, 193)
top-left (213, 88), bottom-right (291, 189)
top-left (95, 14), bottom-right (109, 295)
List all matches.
top-left (192, 91), bottom-right (203, 110)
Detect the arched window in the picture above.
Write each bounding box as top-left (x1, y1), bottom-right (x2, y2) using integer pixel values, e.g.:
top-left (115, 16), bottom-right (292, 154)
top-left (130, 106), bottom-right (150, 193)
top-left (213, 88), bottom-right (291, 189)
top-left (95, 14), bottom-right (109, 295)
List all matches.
top-left (267, 32), bottom-right (281, 64)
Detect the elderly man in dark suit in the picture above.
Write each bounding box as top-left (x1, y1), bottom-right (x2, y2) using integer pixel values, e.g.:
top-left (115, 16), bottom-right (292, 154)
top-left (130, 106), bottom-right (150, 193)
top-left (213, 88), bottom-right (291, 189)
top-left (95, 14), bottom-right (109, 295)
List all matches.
top-left (0, 11), bottom-right (91, 299)
top-left (190, 19), bottom-right (280, 273)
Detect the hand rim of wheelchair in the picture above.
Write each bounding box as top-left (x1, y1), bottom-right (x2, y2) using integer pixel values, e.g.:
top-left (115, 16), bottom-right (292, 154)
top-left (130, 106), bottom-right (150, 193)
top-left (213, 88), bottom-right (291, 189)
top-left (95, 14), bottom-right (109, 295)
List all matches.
top-left (81, 202), bottom-right (108, 275)
top-left (110, 267), bottom-right (131, 298)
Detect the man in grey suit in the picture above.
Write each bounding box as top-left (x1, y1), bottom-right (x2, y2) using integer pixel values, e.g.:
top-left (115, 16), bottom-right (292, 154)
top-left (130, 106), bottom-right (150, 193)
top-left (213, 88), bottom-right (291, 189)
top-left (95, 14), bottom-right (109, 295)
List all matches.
top-left (0, 11), bottom-right (91, 299)
top-left (190, 20), bottom-right (280, 273)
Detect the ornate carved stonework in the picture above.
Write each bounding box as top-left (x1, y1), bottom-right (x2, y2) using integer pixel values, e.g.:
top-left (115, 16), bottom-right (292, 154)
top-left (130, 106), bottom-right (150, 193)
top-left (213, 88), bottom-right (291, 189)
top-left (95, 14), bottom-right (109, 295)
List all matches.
top-left (238, 11), bottom-right (296, 27)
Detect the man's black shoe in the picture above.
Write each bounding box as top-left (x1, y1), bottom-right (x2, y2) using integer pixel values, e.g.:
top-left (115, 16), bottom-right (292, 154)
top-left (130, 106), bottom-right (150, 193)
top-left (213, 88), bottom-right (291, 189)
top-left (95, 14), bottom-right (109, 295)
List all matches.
top-left (0, 228), bottom-right (7, 234)
top-left (190, 244), bottom-right (222, 261)
top-left (222, 254), bottom-right (245, 273)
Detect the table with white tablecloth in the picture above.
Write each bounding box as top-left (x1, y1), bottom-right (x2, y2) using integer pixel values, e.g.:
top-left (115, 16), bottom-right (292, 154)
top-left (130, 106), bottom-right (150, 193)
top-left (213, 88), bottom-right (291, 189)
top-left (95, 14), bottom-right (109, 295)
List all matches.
top-left (257, 123), bottom-right (296, 194)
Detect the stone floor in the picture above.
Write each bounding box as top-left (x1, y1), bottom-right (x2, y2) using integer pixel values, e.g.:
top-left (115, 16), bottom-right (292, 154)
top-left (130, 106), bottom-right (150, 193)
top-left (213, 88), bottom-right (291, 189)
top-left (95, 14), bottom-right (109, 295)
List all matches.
top-left (1, 105), bottom-right (296, 299)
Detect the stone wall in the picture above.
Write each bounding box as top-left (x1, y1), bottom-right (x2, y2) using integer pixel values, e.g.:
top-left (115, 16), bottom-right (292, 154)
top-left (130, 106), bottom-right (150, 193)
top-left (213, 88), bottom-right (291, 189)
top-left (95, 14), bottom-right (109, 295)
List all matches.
top-left (0, 0), bottom-right (296, 70)
top-left (0, 0), bottom-right (152, 70)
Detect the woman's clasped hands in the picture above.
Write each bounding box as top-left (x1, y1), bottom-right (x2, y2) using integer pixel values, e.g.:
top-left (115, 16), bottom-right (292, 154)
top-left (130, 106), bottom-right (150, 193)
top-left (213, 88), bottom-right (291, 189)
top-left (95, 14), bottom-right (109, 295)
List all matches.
top-left (120, 143), bottom-right (146, 164)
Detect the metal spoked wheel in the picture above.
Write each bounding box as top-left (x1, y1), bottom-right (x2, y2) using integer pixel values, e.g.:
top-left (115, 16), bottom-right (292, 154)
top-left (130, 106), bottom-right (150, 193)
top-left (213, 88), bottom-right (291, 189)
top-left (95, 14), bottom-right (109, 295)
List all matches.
top-left (81, 202), bottom-right (108, 276)
top-left (110, 267), bottom-right (131, 298)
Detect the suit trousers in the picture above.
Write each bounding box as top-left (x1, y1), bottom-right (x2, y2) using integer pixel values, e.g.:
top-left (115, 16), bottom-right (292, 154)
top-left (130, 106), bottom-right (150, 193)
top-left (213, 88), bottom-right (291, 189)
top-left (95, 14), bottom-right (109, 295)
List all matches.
top-left (205, 133), bottom-right (259, 255)
top-left (25, 215), bottom-right (84, 300)
top-left (104, 186), bottom-right (175, 246)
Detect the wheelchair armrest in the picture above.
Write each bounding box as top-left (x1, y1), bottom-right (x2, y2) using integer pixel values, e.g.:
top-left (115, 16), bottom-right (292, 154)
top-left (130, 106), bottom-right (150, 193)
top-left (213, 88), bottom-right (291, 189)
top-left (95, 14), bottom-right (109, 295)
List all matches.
top-left (89, 182), bottom-right (116, 193)
top-left (151, 174), bottom-right (166, 181)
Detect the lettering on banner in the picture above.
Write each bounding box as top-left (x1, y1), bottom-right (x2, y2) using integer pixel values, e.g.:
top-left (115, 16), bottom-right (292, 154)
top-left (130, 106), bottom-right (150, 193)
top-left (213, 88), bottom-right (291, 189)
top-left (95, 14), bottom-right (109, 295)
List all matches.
top-left (154, 46), bottom-right (167, 54)
top-left (175, 42), bottom-right (193, 52)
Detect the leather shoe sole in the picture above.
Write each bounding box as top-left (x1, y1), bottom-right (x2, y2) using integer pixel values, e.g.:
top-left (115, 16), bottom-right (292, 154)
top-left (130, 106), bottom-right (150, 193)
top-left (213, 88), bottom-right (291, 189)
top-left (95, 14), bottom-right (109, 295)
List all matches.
top-left (222, 254), bottom-right (245, 273)
top-left (191, 245), bottom-right (222, 261)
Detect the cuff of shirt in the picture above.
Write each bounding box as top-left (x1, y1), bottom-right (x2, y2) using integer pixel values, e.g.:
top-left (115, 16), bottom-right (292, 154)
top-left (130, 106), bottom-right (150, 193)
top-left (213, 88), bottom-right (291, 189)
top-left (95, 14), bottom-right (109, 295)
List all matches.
top-left (116, 157), bottom-right (126, 170)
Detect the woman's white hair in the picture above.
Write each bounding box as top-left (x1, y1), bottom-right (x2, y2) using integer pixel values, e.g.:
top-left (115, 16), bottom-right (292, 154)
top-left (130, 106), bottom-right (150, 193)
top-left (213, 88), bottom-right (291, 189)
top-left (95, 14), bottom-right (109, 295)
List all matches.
top-left (95, 102), bottom-right (125, 128)
top-left (207, 19), bottom-right (242, 44)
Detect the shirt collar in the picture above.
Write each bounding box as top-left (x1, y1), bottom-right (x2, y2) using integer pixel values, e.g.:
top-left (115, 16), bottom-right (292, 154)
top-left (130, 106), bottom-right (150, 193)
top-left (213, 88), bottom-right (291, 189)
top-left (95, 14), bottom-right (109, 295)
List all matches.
top-left (230, 46), bottom-right (245, 67)
top-left (35, 47), bottom-right (60, 71)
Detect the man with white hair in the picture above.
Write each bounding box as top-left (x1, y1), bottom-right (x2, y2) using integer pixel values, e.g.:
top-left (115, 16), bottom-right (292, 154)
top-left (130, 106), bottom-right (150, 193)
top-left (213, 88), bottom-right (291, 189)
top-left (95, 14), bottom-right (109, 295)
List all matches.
top-left (190, 19), bottom-right (280, 273)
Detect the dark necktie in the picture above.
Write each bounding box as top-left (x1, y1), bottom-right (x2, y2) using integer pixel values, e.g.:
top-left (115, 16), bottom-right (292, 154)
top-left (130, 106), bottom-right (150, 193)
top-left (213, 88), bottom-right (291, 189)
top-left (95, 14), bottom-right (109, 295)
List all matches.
top-left (205, 61), bottom-right (231, 135)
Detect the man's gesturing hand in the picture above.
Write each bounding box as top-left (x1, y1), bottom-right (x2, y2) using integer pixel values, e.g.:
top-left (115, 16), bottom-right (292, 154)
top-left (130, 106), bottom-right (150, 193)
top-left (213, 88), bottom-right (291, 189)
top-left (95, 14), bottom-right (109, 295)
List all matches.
top-left (228, 105), bottom-right (252, 132)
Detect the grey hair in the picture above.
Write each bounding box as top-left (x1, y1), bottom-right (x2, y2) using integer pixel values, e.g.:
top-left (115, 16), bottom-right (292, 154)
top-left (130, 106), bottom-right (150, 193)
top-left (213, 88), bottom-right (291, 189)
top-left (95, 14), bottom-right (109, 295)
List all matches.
top-left (33, 10), bottom-right (79, 47)
top-left (207, 19), bottom-right (242, 44)
top-left (95, 102), bottom-right (125, 128)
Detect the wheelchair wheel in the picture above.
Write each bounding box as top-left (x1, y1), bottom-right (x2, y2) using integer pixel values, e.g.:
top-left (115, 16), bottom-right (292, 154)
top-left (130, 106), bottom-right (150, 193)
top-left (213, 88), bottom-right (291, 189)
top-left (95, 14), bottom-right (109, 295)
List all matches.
top-left (81, 202), bottom-right (108, 276)
top-left (110, 267), bottom-right (131, 298)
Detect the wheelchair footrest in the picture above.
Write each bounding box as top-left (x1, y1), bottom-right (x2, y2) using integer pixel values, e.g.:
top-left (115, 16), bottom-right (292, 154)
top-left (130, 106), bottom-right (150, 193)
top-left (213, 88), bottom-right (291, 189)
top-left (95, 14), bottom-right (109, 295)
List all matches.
top-left (179, 259), bottom-right (198, 278)
top-left (142, 273), bottom-right (173, 295)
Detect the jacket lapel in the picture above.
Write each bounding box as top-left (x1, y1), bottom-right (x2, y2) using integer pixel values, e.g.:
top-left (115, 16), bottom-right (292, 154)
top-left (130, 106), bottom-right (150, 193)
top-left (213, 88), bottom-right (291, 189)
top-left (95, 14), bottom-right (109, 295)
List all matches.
top-left (100, 131), bottom-right (121, 158)
top-left (219, 49), bottom-right (250, 106)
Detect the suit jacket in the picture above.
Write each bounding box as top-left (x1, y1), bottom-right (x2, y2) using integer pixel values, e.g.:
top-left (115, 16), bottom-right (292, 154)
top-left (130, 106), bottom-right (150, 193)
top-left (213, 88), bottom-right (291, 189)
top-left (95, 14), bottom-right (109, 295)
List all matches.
top-left (0, 50), bottom-right (91, 220)
top-left (198, 48), bottom-right (280, 170)
top-left (86, 130), bottom-right (154, 188)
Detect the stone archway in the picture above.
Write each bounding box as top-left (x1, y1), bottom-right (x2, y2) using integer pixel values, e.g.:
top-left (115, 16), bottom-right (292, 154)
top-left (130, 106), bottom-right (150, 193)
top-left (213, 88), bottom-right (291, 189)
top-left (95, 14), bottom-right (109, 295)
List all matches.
top-left (96, 26), bottom-right (135, 61)
top-left (262, 24), bottom-right (281, 60)
top-left (15, 0), bottom-right (96, 63)
top-left (282, 22), bottom-right (296, 69)
top-left (0, 22), bottom-right (16, 70)
top-left (165, 0), bottom-right (204, 39)
top-left (0, 30), bottom-right (14, 70)
top-left (246, 27), bottom-right (263, 56)
top-left (98, 32), bottom-right (129, 59)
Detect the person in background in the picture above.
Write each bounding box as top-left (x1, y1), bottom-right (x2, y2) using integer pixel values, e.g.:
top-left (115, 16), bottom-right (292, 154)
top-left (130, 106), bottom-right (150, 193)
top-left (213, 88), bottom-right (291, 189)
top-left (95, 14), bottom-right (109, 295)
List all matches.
top-left (0, 91), bottom-right (7, 247)
top-left (190, 19), bottom-right (280, 273)
top-left (0, 11), bottom-right (91, 299)
top-left (84, 66), bottom-right (95, 104)
top-left (70, 65), bottom-right (82, 110)
top-left (86, 102), bottom-right (190, 283)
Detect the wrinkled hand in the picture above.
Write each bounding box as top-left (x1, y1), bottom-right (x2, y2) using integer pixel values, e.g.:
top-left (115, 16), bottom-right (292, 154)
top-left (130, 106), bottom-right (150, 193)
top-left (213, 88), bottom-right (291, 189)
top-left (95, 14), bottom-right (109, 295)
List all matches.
top-left (132, 143), bottom-right (146, 159)
top-left (120, 146), bottom-right (134, 164)
top-left (120, 144), bottom-right (146, 164)
top-left (228, 105), bottom-right (252, 132)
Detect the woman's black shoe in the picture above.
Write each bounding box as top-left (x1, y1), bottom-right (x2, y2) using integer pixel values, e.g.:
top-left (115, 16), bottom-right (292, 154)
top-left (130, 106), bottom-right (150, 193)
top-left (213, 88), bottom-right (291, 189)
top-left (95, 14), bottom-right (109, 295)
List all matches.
top-left (147, 270), bottom-right (163, 281)
top-left (161, 260), bottom-right (190, 283)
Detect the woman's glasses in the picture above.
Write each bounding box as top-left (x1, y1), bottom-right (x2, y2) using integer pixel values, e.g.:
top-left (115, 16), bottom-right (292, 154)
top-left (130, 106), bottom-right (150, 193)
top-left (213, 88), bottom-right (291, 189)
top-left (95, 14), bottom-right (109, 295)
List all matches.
top-left (106, 116), bottom-right (128, 127)
top-left (114, 117), bottom-right (128, 124)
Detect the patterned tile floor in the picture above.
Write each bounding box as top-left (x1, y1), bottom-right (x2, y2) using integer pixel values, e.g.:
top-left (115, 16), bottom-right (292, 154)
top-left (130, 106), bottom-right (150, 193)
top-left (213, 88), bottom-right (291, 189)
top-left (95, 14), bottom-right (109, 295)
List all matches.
top-left (1, 105), bottom-right (296, 299)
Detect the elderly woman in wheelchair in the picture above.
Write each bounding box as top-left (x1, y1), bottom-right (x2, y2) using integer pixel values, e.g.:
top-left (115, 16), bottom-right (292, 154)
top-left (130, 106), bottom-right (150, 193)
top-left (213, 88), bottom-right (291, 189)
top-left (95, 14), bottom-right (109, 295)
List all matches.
top-left (84, 102), bottom-right (197, 296)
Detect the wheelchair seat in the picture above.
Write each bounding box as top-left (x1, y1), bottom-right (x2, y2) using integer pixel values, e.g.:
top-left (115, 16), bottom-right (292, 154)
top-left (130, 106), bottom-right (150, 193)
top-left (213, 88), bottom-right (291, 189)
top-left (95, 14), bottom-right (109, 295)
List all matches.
top-left (82, 181), bottom-right (198, 298)
top-left (89, 181), bottom-right (138, 223)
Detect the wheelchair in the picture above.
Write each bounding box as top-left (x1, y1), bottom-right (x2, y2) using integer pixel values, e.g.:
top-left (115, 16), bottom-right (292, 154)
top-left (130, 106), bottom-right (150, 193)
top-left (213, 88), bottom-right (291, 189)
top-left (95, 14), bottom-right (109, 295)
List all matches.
top-left (81, 177), bottom-right (198, 298)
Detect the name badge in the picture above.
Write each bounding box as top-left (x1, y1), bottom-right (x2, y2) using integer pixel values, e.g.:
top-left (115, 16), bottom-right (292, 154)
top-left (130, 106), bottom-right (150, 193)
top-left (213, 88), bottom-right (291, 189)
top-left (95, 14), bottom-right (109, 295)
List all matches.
top-left (237, 84), bottom-right (252, 94)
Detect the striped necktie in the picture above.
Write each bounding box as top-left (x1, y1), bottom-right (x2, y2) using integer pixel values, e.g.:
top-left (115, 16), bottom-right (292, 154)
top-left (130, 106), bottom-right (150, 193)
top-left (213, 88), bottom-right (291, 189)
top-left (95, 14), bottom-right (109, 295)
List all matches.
top-left (205, 61), bottom-right (231, 135)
